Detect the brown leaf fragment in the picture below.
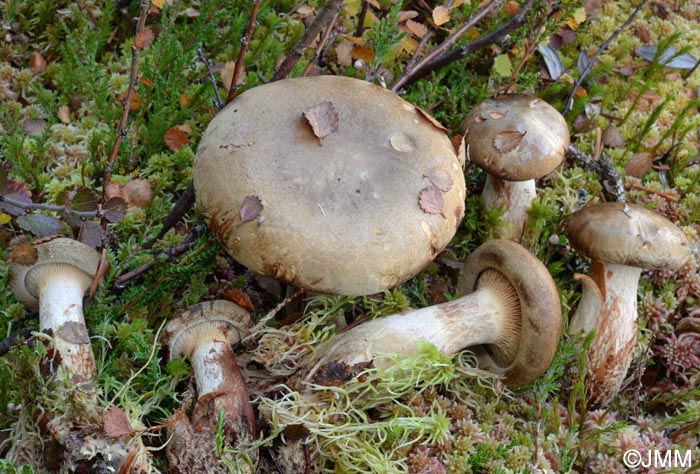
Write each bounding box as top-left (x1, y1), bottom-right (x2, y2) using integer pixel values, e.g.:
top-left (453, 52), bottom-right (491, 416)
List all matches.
top-left (103, 197), bottom-right (128, 223)
top-left (78, 221), bottom-right (105, 249)
top-left (224, 288), bottom-right (255, 312)
top-left (29, 51), bottom-right (47, 73)
top-left (418, 185), bottom-right (445, 216)
top-left (432, 6), bottom-right (450, 25)
top-left (123, 179), bottom-right (152, 208)
top-left (1, 180), bottom-right (32, 216)
top-left (135, 29), bottom-right (155, 49)
top-left (350, 45), bottom-right (374, 64)
top-left (625, 152), bottom-right (653, 178)
top-left (602, 124), bottom-right (625, 148)
top-left (415, 107), bottom-right (448, 132)
top-left (398, 10), bottom-right (419, 22)
top-left (489, 112), bottom-right (505, 120)
top-left (635, 24), bottom-right (651, 43)
top-left (425, 168), bottom-right (454, 192)
top-left (503, 1), bottom-right (521, 15)
top-left (303, 101), bottom-right (339, 144)
top-left (239, 195), bottom-right (263, 225)
top-left (22, 118), bottom-right (47, 136)
top-left (404, 19), bottom-right (428, 38)
top-left (493, 130), bottom-right (526, 153)
top-left (104, 407), bottom-right (134, 438)
top-left (164, 127), bottom-right (189, 151)
top-left (57, 105), bottom-right (71, 124)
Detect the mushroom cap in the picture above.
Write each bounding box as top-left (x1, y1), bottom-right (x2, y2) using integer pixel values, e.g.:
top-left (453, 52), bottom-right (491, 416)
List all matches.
top-left (193, 76), bottom-right (466, 296)
top-left (565, 202), bottom-right (690, 270)
top-left (462, 94), bottom-right (569, 181)
top-left (165, 300), bottom-right (252, 360)
top-left (8, 237), bottom-right (101, 311)
top-left (457, 239), bottom-right (562, 386)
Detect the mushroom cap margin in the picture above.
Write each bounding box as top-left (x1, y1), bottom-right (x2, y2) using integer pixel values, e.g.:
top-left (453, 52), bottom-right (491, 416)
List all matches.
top-left (565, 202), bottom-right (690, 270)
top-left (8, 237), bottom-right (101, 311)
top-left (457, 239), bottom-right (562, 386)
top-left (165, 300), bottom-right (252, 360)
top-left (193, 75), bottom-right (466, 296)
top-left (462, 94), bottom-right (569, 181)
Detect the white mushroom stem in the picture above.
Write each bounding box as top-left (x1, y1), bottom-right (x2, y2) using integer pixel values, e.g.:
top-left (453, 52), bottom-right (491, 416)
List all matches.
top-left (32, 265), bottom-right (96, 380)
top-left (570, 260), bottom-right (642, 404)
top-left (188, 331), bottom-right (255, 438)
top-left (482, 175), bottom-right (536, 242)
top-left (305, 270), bottom-right (520, 383)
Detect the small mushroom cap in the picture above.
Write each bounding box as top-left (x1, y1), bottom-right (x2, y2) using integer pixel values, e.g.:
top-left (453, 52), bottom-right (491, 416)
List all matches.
top-left (462, 94), bottom-right (569, 181)
top-left (457, 239), bottom-right (562, 386)
top-left (8, 237), bottom-right (101, 311)
top-left (565, 202), bottom-right (690, 270)
top-left (194, 76), bottom-right (466, 296)
top-left (165, 300), bottom-right (252, 360)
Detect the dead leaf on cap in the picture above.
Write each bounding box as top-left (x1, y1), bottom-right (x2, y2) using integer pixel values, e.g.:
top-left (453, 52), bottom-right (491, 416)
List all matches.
top-left (489, 112), bottom-right (505, 120)
top-left (8, 239), bottom-right (38, 266)
top-left (418, 185), bottom-right (445, 216)
top-left (239, 195), bottom-right (263, 225)
top-left (104, 407), bottom-right (134, 438)
top-left (415, 107), bottom-right (448, 132)
top-left (493, 130), bottom-right (526, 153)
top-left (425, 168), bottom-right (454, 192)
top-left (303, 101), bottom-right (339, 145)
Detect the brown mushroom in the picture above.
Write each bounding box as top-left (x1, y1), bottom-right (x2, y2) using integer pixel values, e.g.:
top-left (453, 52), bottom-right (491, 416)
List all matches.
top-left (8, 237), bottom-right (100, 380)
top-left (301, 239), bottom-right (562, 388)
top-left (165, 300), bottom-right (257, 472)
top-left (194, 75), bottom-right (466, 295)
top-left (565, 202), bottom-right (690, 404)
top-left (462, 94), bottom-right (569, 241)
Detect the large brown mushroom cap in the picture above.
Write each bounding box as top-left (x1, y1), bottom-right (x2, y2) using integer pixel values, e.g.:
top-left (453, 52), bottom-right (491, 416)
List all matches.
top-left (194, 76), bottom-right (466, 296)
top-left (462, 94), bottom-right (569, 181)
top-left (8, 237), bottom-right (101, 311)
top-left (457, 239), bottom-right (562, 386)
top-left (565, 202), bottom-right (690, 270)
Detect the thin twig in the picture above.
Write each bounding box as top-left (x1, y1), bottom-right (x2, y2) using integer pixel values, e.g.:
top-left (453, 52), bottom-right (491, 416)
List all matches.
top-left (197, 45), bottom-right (223, 110)
top-left (391, 0), bottom-right (502, 92)
top-left (102, 0), bottom-right (150, 202)
top-left (302, 11), bottom-right (340, 76)
top-left (272, 0), bottom-right (344, 81)
top-left (242, 285), bottom-right (314, 343)
top-left (625, 180), bottom-right (679, 202)
top-left (354, 0), bottom-right (369, 38)
top-left (0, 195), bottom-right (106, 219)
top-left (142, 182), bottom-right (195, 249)
top-left (227, 0), bottom-right (262, 103)
top-left (562, 0), bottom-right (648, 115)
top-left (88, 248), bottom-right (109, 298)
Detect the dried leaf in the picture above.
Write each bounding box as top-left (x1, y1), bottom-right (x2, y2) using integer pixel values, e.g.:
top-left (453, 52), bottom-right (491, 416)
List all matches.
top-left (8, 240), bottom-right (38, 266)
top-left (537, 45), bottom-right (564, 79)
top-left (57, 105), bottom-right (71, 124)
top-left (151, 0), bottom-right (164, 8)
top-left (432, 6), bottom-right (450, 25)
top-left (493, 54), bottom-right (513, 77)
top-left (239, 195), bottom-right (263, 225)
top-left (503, 1), bottom-right (521, 15)
top-left (489, 112), bottom-right (505, 120)
top-left (29, 52), bottom-right (47, 73)
top-left (164, 127), bottom-right (189, 151)
top-left (418, 185), bottom-right (445, 215)
top-left (425, 168), bottom-right (454, 192)
top-left (17, 214), bottom-right (62, 237)
top-left (577, 51), bottom-right (590, 75)
top-left (303, 101), bottom-right (339, 144)
top-left (602, 124), bottom-right (625, 148)
top-left (350, 45), bottom-right (374, 64)
top-left (103, 197), bottom-right (127, 223)
top-left (69, 186), bottom-right (100, 213)
top-left (224, 288), bottom-right (255, 312)
top-left (123, 179), bottom-right (152, 208)
top-left (404, 19), bottom-right (427, 38)
top-left (415, 107), bottom-right (448, 132)
top-left (398, 10), bottom-right (419, 22)
top-left (78, 221), bottom-right (105, 249)
top-left (139, 76), bottom-right (155, 88)
top-left (0, 180), bottom-right (32, 216)
top-left (625, 152), bottom-right (653, 178)
top-left (635, 45), bottom-right (698, 69)
top-left (220, 60), bottom-right (246, 93)
top-left (335, 39), bottom-right (354, 67)
top-left (104, 407), bottom-right (133, 438)
top-left (135, 29), bottom-right (155, 49)
top-left (116, 91), bottom-right (142, 111)
top-left (635, 24), bottom-right (651, 43)
top-left (22, 118), bottom-right (47, 136)
top-left (493, 130), bottom-right (526, 153)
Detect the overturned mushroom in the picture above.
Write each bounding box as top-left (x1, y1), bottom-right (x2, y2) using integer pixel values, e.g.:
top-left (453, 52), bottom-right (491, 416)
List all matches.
top-left (301, 239), bottom-right (562, 388)
top-left (194, 75), bottom-right (466, 295)
top-left (566, 202), bottom-right (690, 404)
top-left (8, 237), bottom-right (101, 380)
top-left (463, 94), bottom-right (569, 241)
top-left (165, 300), bottom-right (257, 472)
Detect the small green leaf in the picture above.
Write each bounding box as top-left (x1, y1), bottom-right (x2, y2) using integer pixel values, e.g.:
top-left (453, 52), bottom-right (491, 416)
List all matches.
top-left (69, 186), bottom-right (100, 213)
top-left (0, 212), bottom-right (11, 225)
top-left (493, 54), bottom-right (512, 77)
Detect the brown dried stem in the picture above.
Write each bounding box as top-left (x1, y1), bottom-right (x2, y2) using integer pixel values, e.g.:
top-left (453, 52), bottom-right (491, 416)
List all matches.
top-left (302, 11), bottom-right (340, 76)
top-left (272, 0), bottom-right (344, 81)
top-left (197, 45), bottom-right (223, 110)
top-left (561, 0), bottom-right (648, 115)
top-left (391, 0), bottom-right (503, 92)
top-left (102, 0), bottom-right (150, 202)
top-left (227, 0), bottom-right (262, 103)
